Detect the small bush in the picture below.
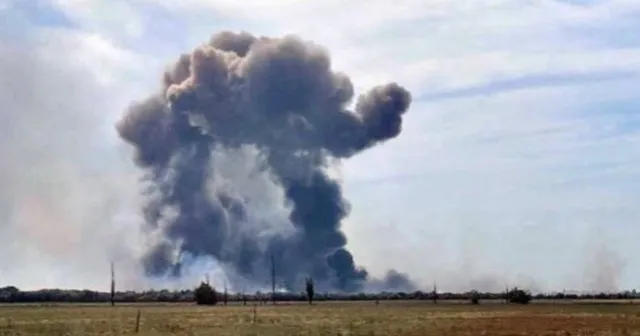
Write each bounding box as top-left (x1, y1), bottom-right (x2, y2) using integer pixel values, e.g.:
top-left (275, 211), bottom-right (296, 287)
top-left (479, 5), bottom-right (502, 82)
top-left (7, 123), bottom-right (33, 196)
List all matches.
top-left (507, 287), bottom-right (532, 304)
top-left (469, 290), bottom-right (480, 305)
top-left (305, 277), bottom-right (315, 305)
top-left (194, 282), bottom-right (217, 305)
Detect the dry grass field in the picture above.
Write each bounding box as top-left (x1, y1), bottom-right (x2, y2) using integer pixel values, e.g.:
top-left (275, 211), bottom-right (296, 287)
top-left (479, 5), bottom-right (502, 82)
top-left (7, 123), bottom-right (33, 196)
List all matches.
top-left (0, 301), bottom-right (639, 335)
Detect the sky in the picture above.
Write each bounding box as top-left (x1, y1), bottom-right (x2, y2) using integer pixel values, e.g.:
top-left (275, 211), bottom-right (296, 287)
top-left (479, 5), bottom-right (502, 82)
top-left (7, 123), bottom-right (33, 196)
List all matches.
top-left (0, 0), bottom-right (639, 293)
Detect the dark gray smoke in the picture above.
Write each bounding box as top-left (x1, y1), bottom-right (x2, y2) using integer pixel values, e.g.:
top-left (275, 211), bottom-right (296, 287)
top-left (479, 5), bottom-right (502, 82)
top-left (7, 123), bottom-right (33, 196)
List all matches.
top-left (116, 31), bottom-right (413, 292)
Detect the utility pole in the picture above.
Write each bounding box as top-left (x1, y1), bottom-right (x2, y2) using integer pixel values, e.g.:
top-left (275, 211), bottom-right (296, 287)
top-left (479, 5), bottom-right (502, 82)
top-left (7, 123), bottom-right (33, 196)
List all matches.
top-left (270, 252), bottom-right (276, 305)
top-left (242, 286), bottom-right (247, 305)
top-left (110, 261), bottom-right (115, 307)
top-left (223, 280), bottom-right (228, 306)
top-left (432, 283), bottom-right (438, 304)
top-left (505, 285), bottom-right (509, 304)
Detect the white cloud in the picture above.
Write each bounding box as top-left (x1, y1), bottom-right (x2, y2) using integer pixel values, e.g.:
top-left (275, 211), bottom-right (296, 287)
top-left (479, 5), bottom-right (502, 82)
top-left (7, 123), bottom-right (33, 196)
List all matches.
top-left (36, 29), bottom-right (145, 85)
top-left (120, 1), bottom-right (640, 96)
top-left (51, 0), bottom-right (144, 40)
top-left (0, 23), bottom-right (156, 290)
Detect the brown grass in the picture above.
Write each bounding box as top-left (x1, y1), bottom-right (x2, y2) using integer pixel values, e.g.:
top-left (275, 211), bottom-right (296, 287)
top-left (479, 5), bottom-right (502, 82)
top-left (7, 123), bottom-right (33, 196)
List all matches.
top-left (0, 301), bottom-right (639, 335)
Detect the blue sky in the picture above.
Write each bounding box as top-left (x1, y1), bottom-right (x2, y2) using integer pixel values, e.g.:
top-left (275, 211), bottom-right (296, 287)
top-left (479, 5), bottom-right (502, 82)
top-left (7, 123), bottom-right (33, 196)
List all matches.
top-left (0, 0), bottom-right (639, 293)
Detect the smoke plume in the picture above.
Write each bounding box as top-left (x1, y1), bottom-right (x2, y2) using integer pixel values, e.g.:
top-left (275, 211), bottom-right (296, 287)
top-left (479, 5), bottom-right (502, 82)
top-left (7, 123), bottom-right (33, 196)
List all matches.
top-left (583, 243), bottom-right (626, 293)
top-left (116, 31), bottom-right (413, 292)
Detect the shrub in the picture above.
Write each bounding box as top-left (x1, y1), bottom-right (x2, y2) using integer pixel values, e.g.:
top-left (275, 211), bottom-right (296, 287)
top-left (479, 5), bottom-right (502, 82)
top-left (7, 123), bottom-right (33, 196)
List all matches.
top-left (305, 277), bottom-right (315, 305)
top-left (507, 287), bottom-right (532, 304)
top-left (194, 282), bottom-right (217, 305)
top-left (469, 290), bottom-right (480, 305)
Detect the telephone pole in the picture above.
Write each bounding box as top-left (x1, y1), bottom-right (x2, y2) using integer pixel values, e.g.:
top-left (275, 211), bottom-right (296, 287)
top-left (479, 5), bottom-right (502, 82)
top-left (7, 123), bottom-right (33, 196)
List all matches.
top-left (432, 283), bottom-right (438, 304)
top-left (110, 261), bottom-right (115, 307)
top-left (270, 252), bottom-right (276, 305)
top-left (223, 280), bottom-right (228, 306)
top-left (505, 285), bottom-right (509, 304)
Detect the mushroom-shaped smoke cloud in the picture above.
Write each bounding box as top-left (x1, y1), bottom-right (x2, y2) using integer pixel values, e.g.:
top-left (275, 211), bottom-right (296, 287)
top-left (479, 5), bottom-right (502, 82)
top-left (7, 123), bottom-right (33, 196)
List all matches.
top-left (116, 31), bottom-right (413, 292)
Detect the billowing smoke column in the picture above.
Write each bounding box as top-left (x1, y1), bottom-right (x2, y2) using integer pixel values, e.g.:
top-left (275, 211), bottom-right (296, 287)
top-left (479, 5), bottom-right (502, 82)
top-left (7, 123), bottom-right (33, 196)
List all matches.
top-left (117, 31), bottom-right (412, 292)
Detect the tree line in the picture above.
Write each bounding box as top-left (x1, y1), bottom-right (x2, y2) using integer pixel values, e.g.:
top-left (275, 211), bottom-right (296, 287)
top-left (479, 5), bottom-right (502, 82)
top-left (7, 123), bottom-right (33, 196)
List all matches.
top-left (0, 285), bottom-right (636, 304)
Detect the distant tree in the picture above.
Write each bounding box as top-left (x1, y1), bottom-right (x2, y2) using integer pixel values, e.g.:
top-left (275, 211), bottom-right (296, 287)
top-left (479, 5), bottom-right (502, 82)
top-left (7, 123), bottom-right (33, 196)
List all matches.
top-left (470, 290), bottom-right (480, 305)
top-left (305, 277), bottom-right (315, 305)
top-left (0, 286), bottom-right (20, 302)
top-left (507, 287), bottom-right (532, 304)
top-left (195, 282), bottom-right (217, 305)
top-left (256, 291), bottom-right (263, 305)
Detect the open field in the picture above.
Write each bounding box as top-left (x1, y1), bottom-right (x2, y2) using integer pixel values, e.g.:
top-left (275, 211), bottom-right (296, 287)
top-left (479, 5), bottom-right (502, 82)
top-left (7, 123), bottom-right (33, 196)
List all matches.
top-left (1, 301), bottom-right (639, 335)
